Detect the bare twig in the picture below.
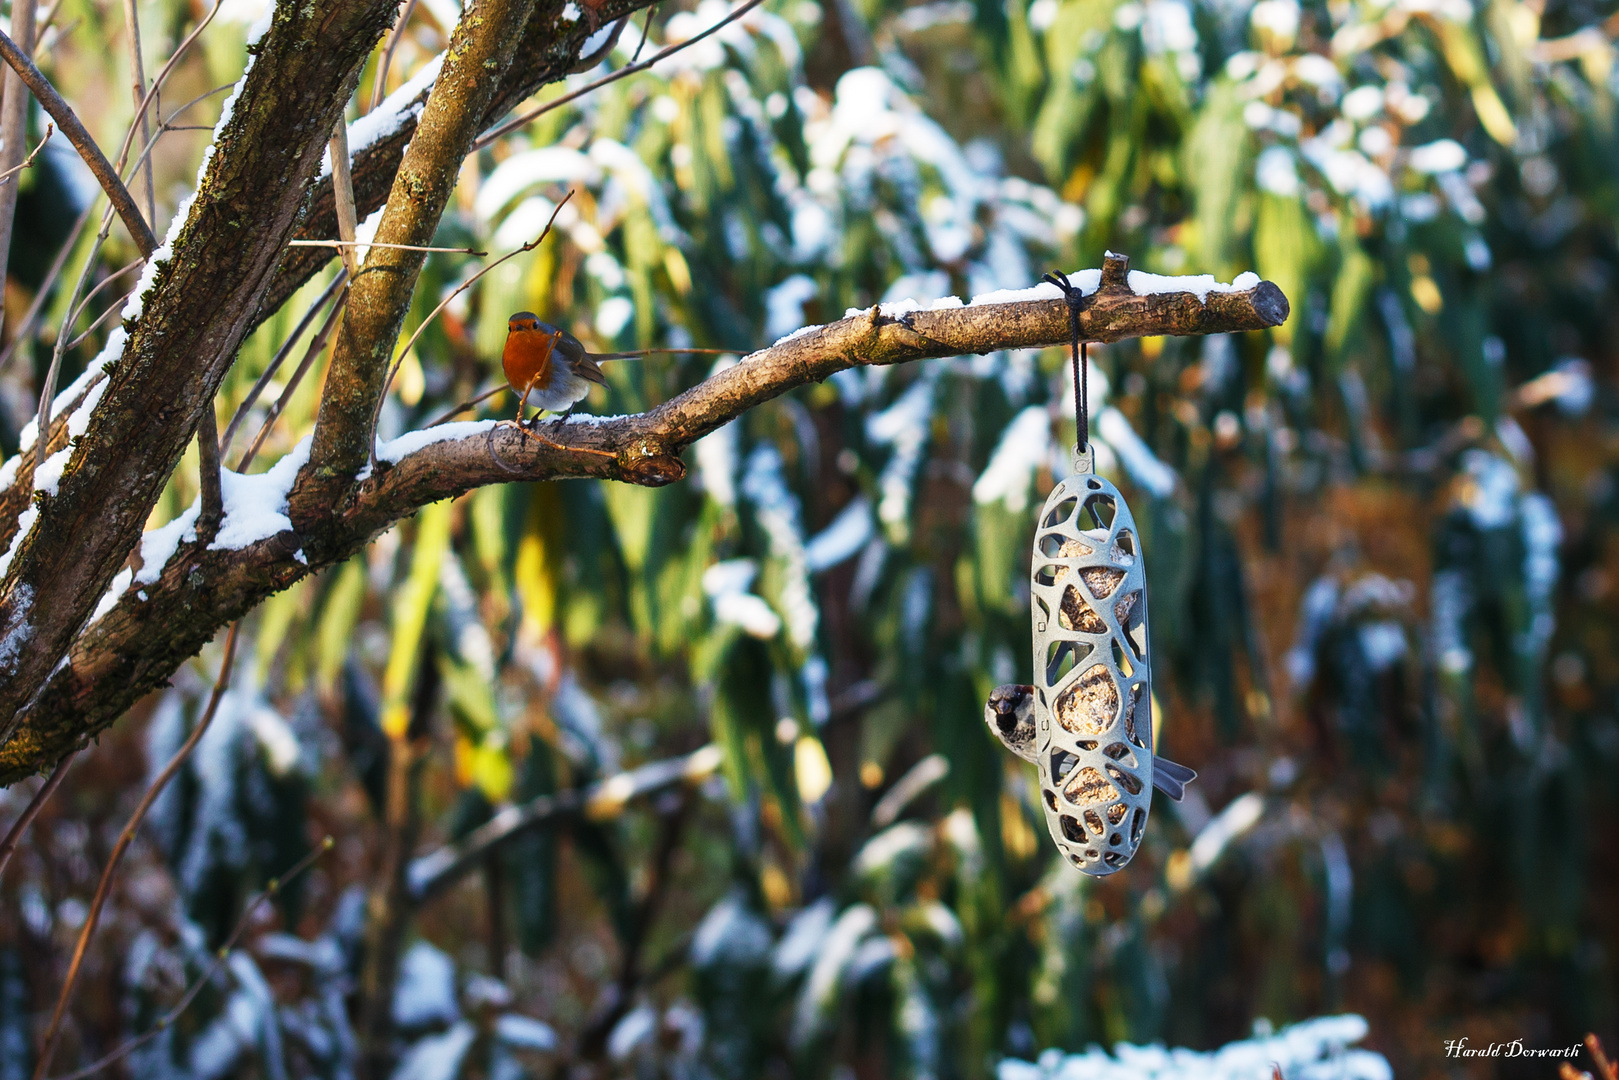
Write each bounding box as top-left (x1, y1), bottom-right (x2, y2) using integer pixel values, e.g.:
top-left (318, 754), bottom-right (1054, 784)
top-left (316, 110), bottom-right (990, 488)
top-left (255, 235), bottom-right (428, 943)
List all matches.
top-left (370, 0), bottom-right (420, 110)
top-left (58, 255), bottom-right (142, 354)
top-left (473, 0), bottom-right (766, 150)
top-left (31, 0), bottom-right (64, 46)
top-left (426, 383), bottom-right (506, 426)
top-left (0, 26), bottom-right (157, 256)
top-left (35, 20), bottom-right (77, 57)
top-left (367, 191), bottom-right (571, 467)
top-left (328, 118), bottom-right (360, 277)
top-left (631, 3), bottom-right (656, 63)
top-left (0, 0), bottom-right (41, 343)
top-left (358, 641), bottom-right (437, 1078)
top-left (108, 0), bottom-right (225, 177)
top-left (46, 836), bottom-right (336, 1080)
top-left (238, 284), bottom-right (350, 472)
top-left (36, 203), bottom-right (120, 452)
top-left (121, 0), bottom-right (155, 226)
top-left (220, 270), bottom-right (349, 456)
top-left (0, 752), bottom-right (75, 881)
top-left (65, 256), bottom-right (141, 322)
top-left (0, 84), bottom-right (228, 375)
top-left (1588, 1035), bottom-right (1617, 1080)
top-left (62, 295), bottom-right (129, 353)
top-left (287, 239), bottom-right (488, 255)
top-left (33, 623), bottom-right (242, 1080)
top-left (0, 199), bottom-right (92, 376)
top-left (577, 791), bottom-right (690, 1062)
top-left (0, 121), bottom-right (51, 185)
top-left (196, 406), bottom-right (223, 538)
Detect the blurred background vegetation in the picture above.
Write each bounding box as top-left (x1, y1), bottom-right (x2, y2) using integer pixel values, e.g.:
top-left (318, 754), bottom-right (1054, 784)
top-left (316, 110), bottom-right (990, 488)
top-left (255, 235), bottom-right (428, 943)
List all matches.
top-left (1, 0), bottom-right (1617, 1072)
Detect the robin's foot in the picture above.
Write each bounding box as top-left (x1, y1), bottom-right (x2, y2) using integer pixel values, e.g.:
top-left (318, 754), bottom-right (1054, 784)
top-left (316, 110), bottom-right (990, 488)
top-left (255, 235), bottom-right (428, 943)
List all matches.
top-left (487, 418), bottom-right (615, 473)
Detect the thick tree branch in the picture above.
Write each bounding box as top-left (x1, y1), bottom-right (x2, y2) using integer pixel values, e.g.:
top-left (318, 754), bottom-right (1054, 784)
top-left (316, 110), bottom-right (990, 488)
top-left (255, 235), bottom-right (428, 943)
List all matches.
top-left (0, 0), bottom-right (397, 735)
top-left (0, 26), bottom-right (158, 256)
top-left (0, 259), bottom-right (1285, 783)
top-left (252, 0), bottom-right (665, 333)
top-left (299, 0), bottom-right (549, 514)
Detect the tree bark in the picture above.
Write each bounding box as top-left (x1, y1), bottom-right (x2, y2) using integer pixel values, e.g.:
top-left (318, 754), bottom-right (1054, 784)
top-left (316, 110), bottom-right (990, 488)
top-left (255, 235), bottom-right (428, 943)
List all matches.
top-left (300, 0), bottom-right (548, 512)
top-left (0, 0), bottom-right (396, 735)
top-left (252, 0), bottom-right (659, 335)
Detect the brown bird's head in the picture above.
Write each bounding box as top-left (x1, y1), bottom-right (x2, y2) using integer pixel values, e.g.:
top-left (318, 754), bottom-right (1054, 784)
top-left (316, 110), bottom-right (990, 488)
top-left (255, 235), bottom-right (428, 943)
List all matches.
top-left (506, 312), bottom-right (586, 365)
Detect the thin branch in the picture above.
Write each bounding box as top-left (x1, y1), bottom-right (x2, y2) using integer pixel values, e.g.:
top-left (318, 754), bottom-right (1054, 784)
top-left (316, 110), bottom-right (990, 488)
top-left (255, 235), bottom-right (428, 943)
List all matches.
top-left (58, 256), bottom-right (142, 355)
top-left (577, 791), bottom-right (689, 1062)
top-left (108, 0), bottom-right (225, 177)
top-left (407, 745), bottom-right (723, 902)
top-left (0, 26), bottom-right (157, 256)
top-left (30, 0), bottom-right (68, 57)
top-left (0, 0), bottom-right (41, 344)
top-left (196, 406), bottom-right (223, 538)
top-left (32, 0), bottom-right (65, 44)
top-left (473, 0), bottom-right (767, 150)
top-left (328, 118), bottom-right (360, 277)
top-left (33, 623), bottom-right (242, 1080)
top-left (220, 270), bottom-right (349, 457)
top-left (367, 191), bottom-right (571, 467)
top-left (426, 382), bottom-right (506, 426)
top-left (35, 19), bottom-right (77, 57)
top-left (238, 284), bottom-right (350, 472)
top-left (287, 239), bottom-right (488, 255)
top-left (65, 256), bottom-right (141, 323)
top-left (0, 199), bottom-right (92, 376)
top-left (46, 836), bottom-right (336, 1080)
top-left (0, 751), bottom-right (75, 881)
top-left (0, 121), bottom-right (51, 185)
top-left (36, 199), bottom-right (120, 454)
top-left (630, 3), bottom-right (656, 63)
top-left (121, 0), bottom-right (156, 226)
top-left (0, 84), bottom-right (229, 375)
top-left (370, 0), bottom-right (420, 110)
top-left (62, 295), bottom-right (129, 353)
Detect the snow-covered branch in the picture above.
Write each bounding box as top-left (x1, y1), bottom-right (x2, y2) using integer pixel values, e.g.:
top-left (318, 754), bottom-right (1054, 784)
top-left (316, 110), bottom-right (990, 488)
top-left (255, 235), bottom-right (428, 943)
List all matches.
top-left (0, 252), bottom-right (1283, 784)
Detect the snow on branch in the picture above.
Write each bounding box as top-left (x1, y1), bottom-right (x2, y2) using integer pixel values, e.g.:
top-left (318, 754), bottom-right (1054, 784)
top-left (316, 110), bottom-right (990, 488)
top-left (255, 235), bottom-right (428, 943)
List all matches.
top-left (0, 253), bottom-right (1284, 784)
top-left (372, 251), bottom-right (1287, 489)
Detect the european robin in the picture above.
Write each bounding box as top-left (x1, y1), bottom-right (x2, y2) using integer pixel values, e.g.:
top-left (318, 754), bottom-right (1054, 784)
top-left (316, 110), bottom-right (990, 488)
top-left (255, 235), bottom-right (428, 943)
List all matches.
top-left (502, 312), bottom-right (606, 417)
top-left (493, 311), bottom-right (732, 457)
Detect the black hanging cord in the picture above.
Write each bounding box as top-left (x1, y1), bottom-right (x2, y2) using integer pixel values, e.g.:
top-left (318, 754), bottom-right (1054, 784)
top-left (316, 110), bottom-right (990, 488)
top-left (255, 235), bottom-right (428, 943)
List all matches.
top-left (1042, 271), bottom-right (1089, 452)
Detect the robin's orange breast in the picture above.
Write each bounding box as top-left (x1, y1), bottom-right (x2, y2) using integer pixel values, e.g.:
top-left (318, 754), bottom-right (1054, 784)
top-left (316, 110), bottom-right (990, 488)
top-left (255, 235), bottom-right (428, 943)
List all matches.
top-left (502, 327), bottom-right (560, 394)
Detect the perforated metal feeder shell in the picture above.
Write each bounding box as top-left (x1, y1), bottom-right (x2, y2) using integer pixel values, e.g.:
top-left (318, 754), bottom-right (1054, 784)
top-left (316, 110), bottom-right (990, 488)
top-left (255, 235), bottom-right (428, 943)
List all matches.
top-left (1028, 470), bottom-right (1155, 875)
